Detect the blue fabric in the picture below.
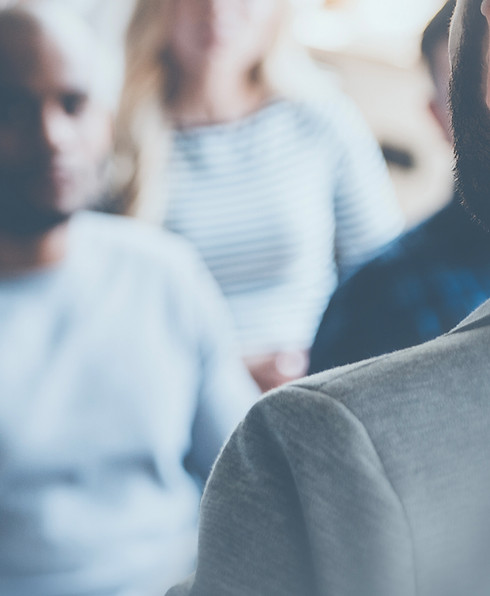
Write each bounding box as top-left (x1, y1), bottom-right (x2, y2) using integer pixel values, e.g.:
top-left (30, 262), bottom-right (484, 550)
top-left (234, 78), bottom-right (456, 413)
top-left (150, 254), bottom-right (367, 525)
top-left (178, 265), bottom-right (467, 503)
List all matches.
top-left (309, 197), bottom-right (490, 373)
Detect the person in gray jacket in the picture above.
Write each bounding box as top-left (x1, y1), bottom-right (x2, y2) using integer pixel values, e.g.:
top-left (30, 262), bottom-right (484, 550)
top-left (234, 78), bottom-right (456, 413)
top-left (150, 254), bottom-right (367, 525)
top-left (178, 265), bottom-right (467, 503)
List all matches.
top-left (167, 1), bottom-right (490, 595)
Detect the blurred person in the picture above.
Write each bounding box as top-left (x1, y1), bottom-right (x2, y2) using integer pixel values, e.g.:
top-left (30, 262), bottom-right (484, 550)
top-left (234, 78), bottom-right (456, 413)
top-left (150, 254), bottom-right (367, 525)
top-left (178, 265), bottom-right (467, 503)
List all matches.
top-left (114, 0), bottom-right (404, 392)
top-left (0, 3), bottom-right (258, 595)
top-left (309, 0), bottom-right (490, 373)
top-left (166, 1), bottom-right (490, 594)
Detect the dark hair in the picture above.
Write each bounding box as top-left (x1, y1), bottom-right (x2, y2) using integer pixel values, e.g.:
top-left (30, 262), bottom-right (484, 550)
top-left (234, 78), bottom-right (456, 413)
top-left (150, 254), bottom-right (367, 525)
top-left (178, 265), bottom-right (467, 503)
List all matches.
top-left (421, 0), bottom-right (456, 76)
top-left (450, 0), bottom-right (490, 231)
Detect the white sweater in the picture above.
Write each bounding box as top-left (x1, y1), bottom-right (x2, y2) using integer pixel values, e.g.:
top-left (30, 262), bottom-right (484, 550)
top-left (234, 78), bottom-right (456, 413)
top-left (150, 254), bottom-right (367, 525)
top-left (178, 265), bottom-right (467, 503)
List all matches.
top-left (0, 212), bottom-right (257, 596)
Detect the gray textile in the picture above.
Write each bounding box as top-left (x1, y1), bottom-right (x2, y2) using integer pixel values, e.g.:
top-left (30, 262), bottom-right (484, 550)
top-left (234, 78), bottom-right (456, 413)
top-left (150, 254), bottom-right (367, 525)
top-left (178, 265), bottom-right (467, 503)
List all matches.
top-left (168, 300), bottom-right (490, 596)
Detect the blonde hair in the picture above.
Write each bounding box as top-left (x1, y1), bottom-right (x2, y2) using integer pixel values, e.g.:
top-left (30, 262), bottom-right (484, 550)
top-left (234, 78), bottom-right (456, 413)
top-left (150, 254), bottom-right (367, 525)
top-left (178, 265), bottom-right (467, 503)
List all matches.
top-left (114, 0), bottom-right (326, 220)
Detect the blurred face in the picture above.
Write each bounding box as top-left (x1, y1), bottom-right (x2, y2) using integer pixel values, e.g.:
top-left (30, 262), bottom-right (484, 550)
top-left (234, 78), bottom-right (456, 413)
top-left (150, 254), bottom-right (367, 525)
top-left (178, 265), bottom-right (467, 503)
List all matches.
top-left (167, 0), bottom-right (283, 76)
top-left (449, 0), bottom-right (490, 229)
top-left (0, 15), bottom-right (110, 236)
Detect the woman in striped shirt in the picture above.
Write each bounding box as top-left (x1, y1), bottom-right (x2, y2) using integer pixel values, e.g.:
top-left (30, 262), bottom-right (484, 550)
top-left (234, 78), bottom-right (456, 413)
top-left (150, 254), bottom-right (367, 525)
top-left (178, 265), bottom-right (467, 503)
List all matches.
top-left (114, 0), bottom-right (404, 392)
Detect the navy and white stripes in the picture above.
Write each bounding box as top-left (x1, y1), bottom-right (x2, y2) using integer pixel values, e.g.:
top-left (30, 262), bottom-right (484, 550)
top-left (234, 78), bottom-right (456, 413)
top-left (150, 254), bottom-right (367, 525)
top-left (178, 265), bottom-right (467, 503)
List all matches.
top-left (165, 93), bottom-right (403, 355)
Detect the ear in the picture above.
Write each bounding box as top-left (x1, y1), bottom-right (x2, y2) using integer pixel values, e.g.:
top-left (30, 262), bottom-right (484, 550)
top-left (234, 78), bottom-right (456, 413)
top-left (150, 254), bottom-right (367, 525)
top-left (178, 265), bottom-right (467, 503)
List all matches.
top-left (428, 99), bottom-right (452, 143)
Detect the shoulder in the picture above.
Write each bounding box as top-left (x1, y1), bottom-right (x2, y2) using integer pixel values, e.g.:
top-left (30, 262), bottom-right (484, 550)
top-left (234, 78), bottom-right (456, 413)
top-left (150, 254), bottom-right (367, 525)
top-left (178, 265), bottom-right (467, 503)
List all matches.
top-left (254, 302), bottom-right (490, 452)
top-left (331, 206), bottom-right (460, 301)
top-left (345, 198), bottom-right (490, 281)
top-left (70, 212), bottom-right (228, 338)
top-left (71, 211), bottom-right (202, 275)
top-left (261, 90), bottom-right (366, 138)
top-left (323, 236), bottom-right (413, 319)
top-left (295, 87), bottom-right (361, 122)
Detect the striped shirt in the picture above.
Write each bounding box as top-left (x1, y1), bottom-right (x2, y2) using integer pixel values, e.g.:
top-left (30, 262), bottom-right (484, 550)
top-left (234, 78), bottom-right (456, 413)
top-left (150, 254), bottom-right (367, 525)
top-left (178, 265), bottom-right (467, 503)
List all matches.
top-left (165, 94), bottom-right (403, 356)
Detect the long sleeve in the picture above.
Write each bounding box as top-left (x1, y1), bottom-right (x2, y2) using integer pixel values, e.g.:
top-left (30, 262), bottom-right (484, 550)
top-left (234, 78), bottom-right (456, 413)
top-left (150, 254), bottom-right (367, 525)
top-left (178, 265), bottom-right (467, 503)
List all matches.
top-left (168, 385), bottom-right (415, 596)
top-left (330, 97), bottom-right (404, 280)
top-left (184, 253), bottom-right (260, 483)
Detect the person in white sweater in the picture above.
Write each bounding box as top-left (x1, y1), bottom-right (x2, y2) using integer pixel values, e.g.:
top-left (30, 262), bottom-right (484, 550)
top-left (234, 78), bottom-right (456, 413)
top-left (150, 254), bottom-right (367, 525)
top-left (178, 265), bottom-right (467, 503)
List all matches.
top-left (0, 3), bottom-right (257, 595)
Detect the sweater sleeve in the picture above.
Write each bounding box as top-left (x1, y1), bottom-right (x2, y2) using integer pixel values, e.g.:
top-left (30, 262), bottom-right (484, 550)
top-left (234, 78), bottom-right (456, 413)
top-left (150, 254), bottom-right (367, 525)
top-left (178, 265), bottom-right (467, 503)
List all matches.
top-left (167, 385), bottom-right (415, 596)
top-left (183, 252), bottom-right (260, 484)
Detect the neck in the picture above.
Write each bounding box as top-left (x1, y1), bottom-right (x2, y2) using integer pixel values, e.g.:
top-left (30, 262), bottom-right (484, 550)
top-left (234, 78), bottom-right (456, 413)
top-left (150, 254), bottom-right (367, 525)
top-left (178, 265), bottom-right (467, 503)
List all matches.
top-left (170, 63), bottom-right (270, 127)
top-left (0, 223), bottom-right (69, 277)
